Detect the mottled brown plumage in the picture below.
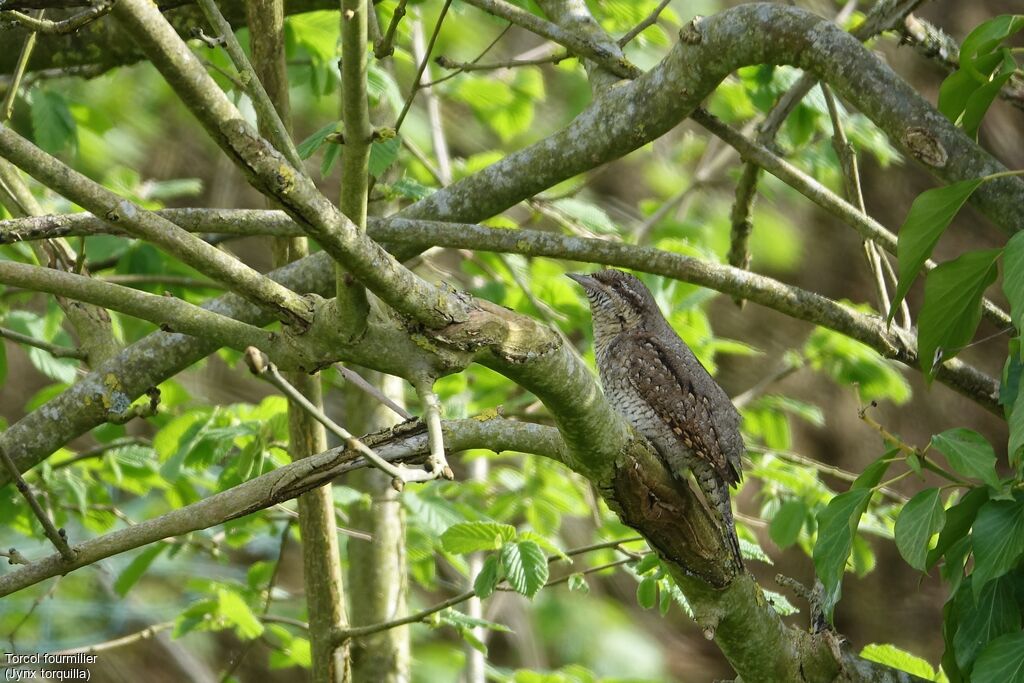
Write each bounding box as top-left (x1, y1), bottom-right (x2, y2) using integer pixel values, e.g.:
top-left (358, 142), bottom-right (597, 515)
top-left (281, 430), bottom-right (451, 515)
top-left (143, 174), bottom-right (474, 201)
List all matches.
top-left (569, 269), bottom-right (744, 565)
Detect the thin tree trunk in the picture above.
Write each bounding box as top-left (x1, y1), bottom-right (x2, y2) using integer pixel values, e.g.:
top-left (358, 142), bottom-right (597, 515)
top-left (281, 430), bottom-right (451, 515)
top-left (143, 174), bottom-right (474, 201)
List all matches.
top-left (345, 372), bottom-right (411, 683)
top-left (246, 0), bottom-right (350, 678)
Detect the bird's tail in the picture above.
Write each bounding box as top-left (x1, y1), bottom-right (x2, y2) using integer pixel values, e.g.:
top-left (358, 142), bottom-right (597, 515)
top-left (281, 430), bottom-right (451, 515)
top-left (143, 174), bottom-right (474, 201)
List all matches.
top-left (695, 463), bottom-right (743, 568)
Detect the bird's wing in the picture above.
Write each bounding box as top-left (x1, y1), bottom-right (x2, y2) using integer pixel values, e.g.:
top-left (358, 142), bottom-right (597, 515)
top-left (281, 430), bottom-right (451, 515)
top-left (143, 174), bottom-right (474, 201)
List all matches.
top-left (621, 331), bottom-right (743, 485)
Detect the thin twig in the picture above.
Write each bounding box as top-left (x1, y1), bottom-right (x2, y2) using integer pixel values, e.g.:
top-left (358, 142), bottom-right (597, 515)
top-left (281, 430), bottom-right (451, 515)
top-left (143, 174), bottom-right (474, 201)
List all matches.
top-left (394, 0), bottom-right (452, 132)
top-left (417, 381), bottom-right (454, 480)
top-left (0, 3), bottom-right (112, 34)
top-left (433, 51), bottom-right (568, 76)
top-left (332, 538), bottom-right (645, 644)
top-left (245, 347), bottom-right (438, 486)
top-left (0, 10), bottom-right (39, 123)
top-left (334, 365), bottom-right (414, 421)
top-left (0, 325), bottom-right (87, 359)
top-left (374, 0), bottom-right (408, 58)
top-left (617, 0), bottom-right (671, 47)
top-left (820, 82), bottom-right (893, 320)
top-left (51, 437), bottom-right (151, 470)
top-left (0, 444), bottom-right (76, 562)
top-left (35, 622), bottom-right (174, 660)
top-left (195, 0), bottom-right (304, 169)
top-left (425, 23), bottom-right (513, 87)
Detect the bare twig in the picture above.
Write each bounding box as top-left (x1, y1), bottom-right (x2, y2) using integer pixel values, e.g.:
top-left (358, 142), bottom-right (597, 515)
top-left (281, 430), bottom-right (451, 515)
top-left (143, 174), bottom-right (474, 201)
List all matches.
top-left (0, 3), bottom-right (112, 34)
top-left (245, 347), bottom-right (438, 486)
top-left (374, 0), bottom-right (407, 58)
top-left (195, 0), bottom-right (304, 169)
top-left (394, 0), bottom-right (452, 132)
top-left (0, 325), bottom-right (87, 359)
top-left (417, 381), bottom-right (454, 480)
top-left (333, 365), bottom-right (414, 421)
top-left (0, 444), bottom-right (76, 562)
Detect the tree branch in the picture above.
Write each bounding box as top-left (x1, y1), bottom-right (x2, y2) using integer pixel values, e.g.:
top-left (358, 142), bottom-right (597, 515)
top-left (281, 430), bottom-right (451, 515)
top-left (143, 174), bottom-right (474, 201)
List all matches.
top-left (0, 417), bottom-right (566, 598)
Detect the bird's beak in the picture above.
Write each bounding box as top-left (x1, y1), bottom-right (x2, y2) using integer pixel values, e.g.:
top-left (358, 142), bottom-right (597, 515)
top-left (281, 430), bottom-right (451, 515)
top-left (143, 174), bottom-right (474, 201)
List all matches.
top-left (566, 272), bottom-right (598, 290)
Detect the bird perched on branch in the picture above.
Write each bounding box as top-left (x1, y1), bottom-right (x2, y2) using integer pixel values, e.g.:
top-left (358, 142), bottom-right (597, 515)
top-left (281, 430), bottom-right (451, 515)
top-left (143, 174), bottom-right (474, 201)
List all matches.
top-left (568, 269), bottom-right (744, 566)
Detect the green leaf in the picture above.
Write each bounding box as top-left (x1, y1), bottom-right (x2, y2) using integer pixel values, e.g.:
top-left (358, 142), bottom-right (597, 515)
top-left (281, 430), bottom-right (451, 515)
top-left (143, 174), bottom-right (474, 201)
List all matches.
top-left (114, 544), bottom-right (165, 596)
top-left (971, 497), bottom-right (1024, 594)
top-left (31, 89), bottom-right (77, 155)
top-left (636, 576), bottom-right (657, 609)
top-left (938, 52), bottom-right (1005, 123)
top-left (567, 573), bottom-right (589, 593)
top-left (1002, 234), bottom-right (1024, 334)
top-left (473, 554), bottom-right (501, 599)
top-left (928, 487), bottom-right (989, 569)
top-left (217, 588), bottom-right (264, 640)
top-left (890, 179), bottom-right (985, 322)
top-left (762, 590), bottom-right (800, 617)
top-left (917, 249), bottom-right (1000, 379)
top-left (1010, 372), bottom-right (1024, 467)
top-left (959, 15), bottom-right (1024, 80)
top-left (894, 488), bottom-right (946, 571)
top-left (441, 522), bottom-right (517, 554)
top-left (931, 429), bottom-right (1001, 489)
top-left (437, 608), bottom-right (512, 633)
top-left (860, 643), bottom-right (939, 680)
top-left (500, 541), bottom-right (549, 598)
top-left (369, 135), bottom-right (401, 178)
top-left (813, 487), bottom-right (875, 620)
top-left (961, 51), bottom-right (1017, 138)
top-left (971, 632), bottom-right (1024, 683)
top-left (770, 500), bottom-right (807, 549)
top-left (953, 574), bottom-right (1022, 673)
top-left (297, 120), bottom-right (339, 159)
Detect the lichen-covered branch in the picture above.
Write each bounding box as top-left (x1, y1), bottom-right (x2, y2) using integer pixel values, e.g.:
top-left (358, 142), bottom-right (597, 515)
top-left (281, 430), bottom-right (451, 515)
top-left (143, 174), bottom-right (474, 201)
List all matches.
top-left (0, 125), bottom-right (313, 325)
top-left (110, 0), bottom-right (468, 328)
top-left (0, 418), bottom-right (567, 598)
top-left (0, 208), bottom-right (1001, 410)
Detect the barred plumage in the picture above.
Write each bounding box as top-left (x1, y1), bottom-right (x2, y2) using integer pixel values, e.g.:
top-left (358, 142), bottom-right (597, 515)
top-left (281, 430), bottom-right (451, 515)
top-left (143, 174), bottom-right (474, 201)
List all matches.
top-left (568, 269), bottom-right (744, 566)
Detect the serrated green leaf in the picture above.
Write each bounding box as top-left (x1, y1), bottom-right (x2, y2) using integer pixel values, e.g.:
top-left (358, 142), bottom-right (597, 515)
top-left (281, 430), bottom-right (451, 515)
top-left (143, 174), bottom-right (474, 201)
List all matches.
top-left (895, 488), bottom-right (946, 571)
top-left (762, 589), bottom-right (800, 616)
top-left (442, 522), bottom-right (516, 554)
top-left (636, 576), bottom-right (657, 610)
top-left (473, 554), bottom-right (501, 599)
top-left (437, 608), bottom-right (512, 633)
top-left (971, 631), bottom-right (1024, 683)
top-left (297, 120), bottom-right (339, 159)
top-left (567, 573), bottom-right (588, 593)
top-left (931, 429), bottom-right (1001, 489)
top-left (971, 497), bottom-right (1024, 595)
top-left (891, 179), bottom-right (985, 322)
top-left (500, 541), bottom-right (548, 598)
top-left (860, 643), bottom-right (939, 680)
top-left (217, 588), bottom-right (264, 640)
top-left (770, 499), bottom-right (807, 549)
top-left (917, 249), bottom-right (1000, 380)
top-left (114, 543), bottom-right (166, 596)
top-left (369, 135), bottom-right (401, 178)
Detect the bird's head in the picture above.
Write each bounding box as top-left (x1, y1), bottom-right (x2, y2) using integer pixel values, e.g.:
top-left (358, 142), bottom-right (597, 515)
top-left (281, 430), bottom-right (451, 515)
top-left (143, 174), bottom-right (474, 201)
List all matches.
top-left (567, 269), bottom-right (659, 334)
